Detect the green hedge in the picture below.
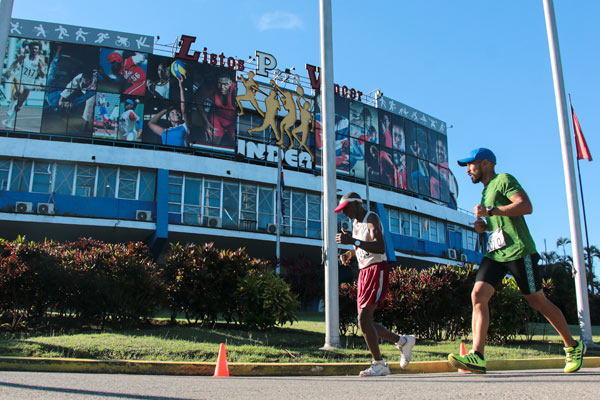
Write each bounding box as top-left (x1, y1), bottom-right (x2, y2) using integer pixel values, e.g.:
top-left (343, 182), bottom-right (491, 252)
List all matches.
top-left (0, 238), bottom-right (299, 330)
top-left (338, 263), bottom-right (570, 343)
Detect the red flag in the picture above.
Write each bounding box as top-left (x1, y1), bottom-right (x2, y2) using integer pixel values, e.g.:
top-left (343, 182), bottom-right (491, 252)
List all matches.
top-left (570, 102), bottom-right (592, 161)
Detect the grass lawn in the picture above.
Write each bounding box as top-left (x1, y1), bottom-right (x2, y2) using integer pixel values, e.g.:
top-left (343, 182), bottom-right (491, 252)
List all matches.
top-left (0, 313), bottom-right (598, 363)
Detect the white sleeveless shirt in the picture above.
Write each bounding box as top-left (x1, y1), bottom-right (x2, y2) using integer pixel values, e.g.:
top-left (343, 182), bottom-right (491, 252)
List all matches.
top-left (353, 211), bottom-right (387, 269)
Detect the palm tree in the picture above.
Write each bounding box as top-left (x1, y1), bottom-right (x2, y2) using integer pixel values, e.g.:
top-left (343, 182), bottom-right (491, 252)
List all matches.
top-left (583, 245), bottom-right (600, 295)
top-left (540, 251), bottom-right (559, 265)
top-left (556, 237), bottom-right (571, 260)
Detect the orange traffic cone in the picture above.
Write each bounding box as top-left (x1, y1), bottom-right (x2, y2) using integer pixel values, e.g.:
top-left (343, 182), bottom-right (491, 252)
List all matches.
top-left (458, 342), bottom-right (469, 373)
top-left (213, 343), bottom-right (230, 377)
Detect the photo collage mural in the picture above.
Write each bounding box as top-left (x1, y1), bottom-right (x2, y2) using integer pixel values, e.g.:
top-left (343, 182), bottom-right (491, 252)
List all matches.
top-left (1, 36), bottom-right (238, 152)
top-left (1, 33), bottom-right (450, 204)
top-left (314, 96), bottom-right (450, 203)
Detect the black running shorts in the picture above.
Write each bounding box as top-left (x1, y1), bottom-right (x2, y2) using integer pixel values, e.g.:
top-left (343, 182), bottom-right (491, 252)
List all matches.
top-left (475, 253), bottom-right (542, 295)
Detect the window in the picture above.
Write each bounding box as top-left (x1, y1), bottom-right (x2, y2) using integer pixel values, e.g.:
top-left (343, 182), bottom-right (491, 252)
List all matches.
top-left (168, 173), bottom-right (183, 213)
top-left (291, 191), bottom-right (306, 237)
top-left (222, 181), bottom-right (240, 228)
top-left (411, 214), bottom-right (420, 239)
top-left (203, 179), bottom-right (221, 218)
top-left (282, 189), bottom-right (291, 234)
top-left (421, 217), bottom-right (430, 241)
top-left (54, 163), bottom-right (75, 195)
top-left (0, 159), bottom-right (11, 191)
top-left (118, 168), bottom-right (138, 199)
top-left (401, 212), bottom-right (411, 236)
top-left (388, 208), bottom-right (400, 234)
top-left (10, 160), bottom-right (32, 192)
top-left (75, 165), bottom-right (95, 197)
top-left (240, 183), bottom-right (257, 222)
top-left (31, 161), bottom-right (52, 193)
top-left (96, 166), bottom-right (117, 198)
top-left (463, 228), bottom-right (477, 251)
top-left (138, 170), bottom-right (156, 201)
top-left (430, 219), bottom-right (438, 243)
top-left (258, 186), bottom-right (274, 231)
top-left (307, 193), bottom-right (321, 238)
top-left (438, 221), bottom-right (446, 244)
top-left (182, 176), bottom-right (202, 225)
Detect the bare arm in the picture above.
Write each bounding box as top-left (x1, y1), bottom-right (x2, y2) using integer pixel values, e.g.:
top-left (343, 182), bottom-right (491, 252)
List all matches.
top-left (475, 190), bottom-right (532, 219)
top-left (148, 109), bottom-right (167, 136)
top-left (176, 75), bottom-right (189, 127)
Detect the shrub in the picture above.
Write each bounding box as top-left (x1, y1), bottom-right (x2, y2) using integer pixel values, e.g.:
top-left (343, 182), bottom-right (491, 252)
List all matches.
top-left (234, 268), bottom-right (299, 330)
top-left (162, 243), bottom-right (256, 326)
top-left (378, 264), bottom-right (475, 341)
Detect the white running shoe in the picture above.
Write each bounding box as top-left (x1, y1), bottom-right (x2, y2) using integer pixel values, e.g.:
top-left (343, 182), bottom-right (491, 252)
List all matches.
top-left (396, 334), bottom-right (416, 369)
top-left (359, 360), bottom-right (390, 377)
top-left (2, 119), bottom-right (14, 128)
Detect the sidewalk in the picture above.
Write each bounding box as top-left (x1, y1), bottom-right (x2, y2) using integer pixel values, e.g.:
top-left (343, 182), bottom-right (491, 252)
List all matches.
top-left (1, 356), bottom-right (599, 376)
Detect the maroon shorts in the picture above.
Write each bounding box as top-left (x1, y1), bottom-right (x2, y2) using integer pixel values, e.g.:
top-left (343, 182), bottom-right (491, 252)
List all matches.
top-left (357, 261), bottom-right (390, 313)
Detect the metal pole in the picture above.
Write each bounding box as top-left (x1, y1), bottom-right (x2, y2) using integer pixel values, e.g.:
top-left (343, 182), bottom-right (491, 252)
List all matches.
top-left (276, 147), bottom-right (282, 275)
top-left (542, 0), bottom-right (595, 347)
top-left (576, 159), bottom-right (591, 288)
top-left (0, 0), bottom-right (15, 77)
top-left (365, 166), bottom-right (370, 212)
top-left (319, 0), bottom-right (340, 350)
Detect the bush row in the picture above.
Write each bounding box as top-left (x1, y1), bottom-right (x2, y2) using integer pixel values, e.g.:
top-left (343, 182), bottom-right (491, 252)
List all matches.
top-left (0, 237), bottom-right (299, 330)
top-left (339, 264), bottom-right (562, 343)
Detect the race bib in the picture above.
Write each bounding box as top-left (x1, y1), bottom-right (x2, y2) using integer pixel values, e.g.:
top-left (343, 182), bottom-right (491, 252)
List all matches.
top-left (487, 227), bottom-right (506, 252)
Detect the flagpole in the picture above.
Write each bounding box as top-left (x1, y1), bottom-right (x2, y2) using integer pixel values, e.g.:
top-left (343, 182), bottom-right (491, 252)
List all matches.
top-left (319, 0), bottom-right (341, 350)
top-left (568, 95), bottom-right (592, 263)
top-left (542, 0), bottom-right (595, 347)
top-left (276, 147), bottom-right (282, 275)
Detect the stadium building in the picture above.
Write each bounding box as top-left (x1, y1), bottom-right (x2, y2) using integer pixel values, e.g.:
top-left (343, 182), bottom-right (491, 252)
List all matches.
top-left (0, 19), bottom-right (483, 268)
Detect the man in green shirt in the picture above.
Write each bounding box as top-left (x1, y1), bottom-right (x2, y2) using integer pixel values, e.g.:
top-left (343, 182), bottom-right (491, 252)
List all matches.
top-left (448, 148), bottom-right (584, 374)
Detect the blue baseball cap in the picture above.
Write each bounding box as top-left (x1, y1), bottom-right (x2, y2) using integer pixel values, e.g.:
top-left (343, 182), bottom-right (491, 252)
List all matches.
top-left (457, 148), bottom-right (496, 166)
top-left (125, 99), bottom-right (135, 106)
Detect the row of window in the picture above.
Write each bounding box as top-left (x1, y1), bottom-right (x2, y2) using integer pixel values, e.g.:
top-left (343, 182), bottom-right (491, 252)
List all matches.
top-left (0, 157), bottom-right (478, 251)
top-left (387, 207), bottom-right (447, 244)
top-left (167, 173), bottom-right (322, 238)
top-left (0, 158), bottom-right (155, 200)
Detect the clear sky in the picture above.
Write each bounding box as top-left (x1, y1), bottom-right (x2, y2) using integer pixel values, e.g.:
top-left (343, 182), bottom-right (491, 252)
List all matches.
top-left (8, 0), bottom-right (600, 269)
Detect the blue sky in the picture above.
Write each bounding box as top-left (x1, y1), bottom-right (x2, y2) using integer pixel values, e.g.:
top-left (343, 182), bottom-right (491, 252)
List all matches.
top-left (9, 0), bottom-right (600, 266)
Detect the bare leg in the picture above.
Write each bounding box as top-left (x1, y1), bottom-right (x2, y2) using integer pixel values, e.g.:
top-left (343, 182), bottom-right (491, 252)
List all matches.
top-left (358, 305), bottom-right (383, 360)
top-left (373, 322), bottom-right (400, 343)
top-left (525, 290), bottom-right (577, 348)
top-left (471, 281), bottom-right (495, 355)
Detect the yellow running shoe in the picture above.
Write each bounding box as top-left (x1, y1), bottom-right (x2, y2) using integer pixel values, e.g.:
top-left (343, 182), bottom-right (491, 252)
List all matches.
top-left (448, 350), bottom-right (487, 374)
top-left (564, 340), bottom-right (585, 373)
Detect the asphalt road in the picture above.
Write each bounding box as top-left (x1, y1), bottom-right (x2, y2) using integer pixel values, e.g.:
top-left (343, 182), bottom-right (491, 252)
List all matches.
top-left (0, 369), bottom-right (598, 399)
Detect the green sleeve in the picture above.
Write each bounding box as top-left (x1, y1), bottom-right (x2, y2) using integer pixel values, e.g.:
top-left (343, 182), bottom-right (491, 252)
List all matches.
top-left (501, 173), bottom-right (524, 199)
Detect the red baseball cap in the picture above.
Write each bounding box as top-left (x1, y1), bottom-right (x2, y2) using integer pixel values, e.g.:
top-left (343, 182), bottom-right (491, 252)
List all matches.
top-left (107, 52), bottom-right (123, 64)
top-left (334, 192), bottom-right (363, 213)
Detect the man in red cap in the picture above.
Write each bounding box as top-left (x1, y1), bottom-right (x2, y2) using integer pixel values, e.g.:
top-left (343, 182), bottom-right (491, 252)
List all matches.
top-left (335, 192), bottom-right (415, 376)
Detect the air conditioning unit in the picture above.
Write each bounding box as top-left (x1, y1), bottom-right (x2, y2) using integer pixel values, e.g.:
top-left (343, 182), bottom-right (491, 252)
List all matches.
top-left (37, 203), bottom-right (55, 215)
top-left (267, 224), bottom-right (277, 234)
top-left (136, 210), bottom-right (152, 221)
top-left (15, 201), bottom-right (33, 213)
top-left (207, 216), bottom-right (222, 228)
top-left (460, 253), bottom-right (468, 262)
top-left (446, 248), bottom-right (457, 260)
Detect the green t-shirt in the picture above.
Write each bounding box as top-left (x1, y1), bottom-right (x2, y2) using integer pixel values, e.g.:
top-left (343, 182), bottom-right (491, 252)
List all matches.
top-left (481, 173), bottom-right (537, 262)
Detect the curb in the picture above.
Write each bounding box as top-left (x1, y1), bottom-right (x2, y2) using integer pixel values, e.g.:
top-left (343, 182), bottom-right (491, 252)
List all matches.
top-left (1, 356), bottom-right (599, 376)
